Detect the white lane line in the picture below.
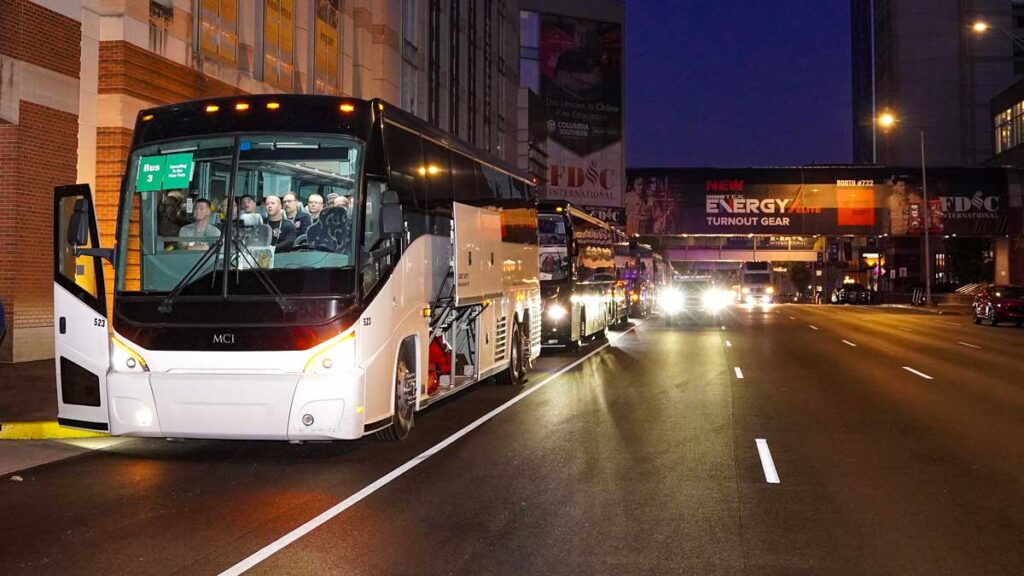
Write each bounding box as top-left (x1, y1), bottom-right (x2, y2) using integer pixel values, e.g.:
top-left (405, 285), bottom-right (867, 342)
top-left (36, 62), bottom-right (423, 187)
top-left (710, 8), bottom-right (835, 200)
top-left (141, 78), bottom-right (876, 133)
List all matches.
top-left (721, 325), bottom-right (727, 330)
top-left (903, 366), bottom-right (934, 380)
top-left (725, 340), bottom-right (732, 348)
top-left (957, 341), bottom-right (982, 349)
top-left (842, 340), bottom-right (857, 347)
top-left (734, 367), bottom-right (744, 379)
top-left (788, 316), bottom-right (796, 320)
top-left (937, 320), bottom-right (961, 327)
top-left (899, 327), bottom-right (914, 332)
top-left (219, 325), bottom-right (640, 575)
top-left (755, 439), bottom-right (781, 484)
top-left (808, 325), bottom-right (819, 331)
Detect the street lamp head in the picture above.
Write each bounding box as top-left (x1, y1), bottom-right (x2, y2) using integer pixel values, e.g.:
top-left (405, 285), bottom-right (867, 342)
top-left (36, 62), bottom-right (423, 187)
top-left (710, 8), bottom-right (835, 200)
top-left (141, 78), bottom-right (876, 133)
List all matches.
top-left (972, 21), bottom-right (989, 33)
top-left (877, 112), bottom-right (896, 129)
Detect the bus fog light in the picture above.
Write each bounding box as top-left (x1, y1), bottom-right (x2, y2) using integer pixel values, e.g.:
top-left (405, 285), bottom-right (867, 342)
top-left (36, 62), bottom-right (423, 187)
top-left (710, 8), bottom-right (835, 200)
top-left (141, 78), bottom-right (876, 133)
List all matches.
top-left (134, 406), bottom-right (153, 427)
top-left (302, 414), bottom-right (314, 426)
top-left (126, 357), bottom-right (137, 369)
top-left (322, 358), bottom-right (333, 369)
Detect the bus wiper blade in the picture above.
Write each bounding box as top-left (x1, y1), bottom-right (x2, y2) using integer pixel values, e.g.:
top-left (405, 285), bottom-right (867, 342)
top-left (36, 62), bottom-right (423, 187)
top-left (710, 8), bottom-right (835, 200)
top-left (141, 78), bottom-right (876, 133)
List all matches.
top-left (158, 237), bottom-right (225, 314)
top-left (232, 238), bottom-right (296, 314)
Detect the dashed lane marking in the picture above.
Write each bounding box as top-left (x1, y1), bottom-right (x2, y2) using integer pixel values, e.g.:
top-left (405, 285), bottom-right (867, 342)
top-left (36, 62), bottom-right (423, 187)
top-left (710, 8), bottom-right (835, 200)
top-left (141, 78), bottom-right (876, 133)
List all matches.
top-left (903, 366), bottom-right (934, 380)
top-left (755, 439), bottom-right (781, 484)
top-left (808, 325), bottom-right (819, 331)
top-left (899, 327), bottom-right (914, 332)
top-left (842, 340), bottom-right (857, 347)
top-left (734, 367), bottom-right (744, 379)
top-left (957, 341), bottom-right (982, 349)
top-left (725, 340), bottom-right (732, 347)
top-left (937, 320), bottom-right (961, 327)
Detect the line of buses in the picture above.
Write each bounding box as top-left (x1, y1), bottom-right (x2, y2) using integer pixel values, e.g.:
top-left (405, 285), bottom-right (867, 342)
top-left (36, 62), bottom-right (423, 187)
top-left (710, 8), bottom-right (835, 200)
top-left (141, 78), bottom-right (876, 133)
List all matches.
top-left (54, 95), bottom-right (668, 442)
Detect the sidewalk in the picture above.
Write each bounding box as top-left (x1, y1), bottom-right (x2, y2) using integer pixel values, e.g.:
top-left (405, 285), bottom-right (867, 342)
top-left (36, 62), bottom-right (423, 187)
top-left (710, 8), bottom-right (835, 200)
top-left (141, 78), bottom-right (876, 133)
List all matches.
top-left (877, 303), bottom-right (972, 316)
top-left (0, 360), bottom-right (103, 439)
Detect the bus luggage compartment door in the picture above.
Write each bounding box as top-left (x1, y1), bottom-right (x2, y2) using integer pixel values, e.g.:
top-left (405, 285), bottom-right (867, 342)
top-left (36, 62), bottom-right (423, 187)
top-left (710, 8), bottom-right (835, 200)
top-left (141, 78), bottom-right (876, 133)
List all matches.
top-left (453, 202), bottom-right (502, 306)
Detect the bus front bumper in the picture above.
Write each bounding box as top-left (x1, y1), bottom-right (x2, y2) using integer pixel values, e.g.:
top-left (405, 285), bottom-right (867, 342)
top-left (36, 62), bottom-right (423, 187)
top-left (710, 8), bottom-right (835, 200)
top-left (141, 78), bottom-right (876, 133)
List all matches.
top-left (106, 370), bottom-right (366, 441)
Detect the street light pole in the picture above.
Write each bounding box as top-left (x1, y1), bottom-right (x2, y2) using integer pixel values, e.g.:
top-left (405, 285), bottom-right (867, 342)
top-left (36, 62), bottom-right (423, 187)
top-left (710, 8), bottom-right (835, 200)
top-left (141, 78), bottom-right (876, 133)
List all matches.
top-left (920, 130), bottom-right (931, 307)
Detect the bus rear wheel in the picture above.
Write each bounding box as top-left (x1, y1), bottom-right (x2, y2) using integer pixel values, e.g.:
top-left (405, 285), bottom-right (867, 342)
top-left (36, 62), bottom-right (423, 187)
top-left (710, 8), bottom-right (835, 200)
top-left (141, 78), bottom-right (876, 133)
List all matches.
top-left (377, 355), bottom-right (415, 441)
top-left (495, 321), bottom-right (525, 385)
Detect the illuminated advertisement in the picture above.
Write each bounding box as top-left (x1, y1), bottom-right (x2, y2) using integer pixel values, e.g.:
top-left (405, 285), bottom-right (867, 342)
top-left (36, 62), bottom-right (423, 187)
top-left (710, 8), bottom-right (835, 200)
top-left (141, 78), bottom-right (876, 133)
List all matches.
top-left (625, 168), bottom-right (1009, 236)
top-left (540, 15), bottom-right (624, 226)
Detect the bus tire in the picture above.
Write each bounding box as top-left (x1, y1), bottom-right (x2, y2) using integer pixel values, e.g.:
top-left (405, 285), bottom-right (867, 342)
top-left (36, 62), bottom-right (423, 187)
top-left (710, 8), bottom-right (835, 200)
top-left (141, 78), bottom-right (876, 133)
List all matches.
top-left (495, 321), bottom-right (525, 385)
top-left (568, 311), bottom-right (585, 350)
top-left (377, 349), bottom-right (415, 441)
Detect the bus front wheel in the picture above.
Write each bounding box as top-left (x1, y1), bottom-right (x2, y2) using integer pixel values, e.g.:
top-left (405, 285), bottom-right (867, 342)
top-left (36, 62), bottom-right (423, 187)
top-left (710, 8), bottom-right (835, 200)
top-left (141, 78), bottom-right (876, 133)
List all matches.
top-left (377, 353), bottom-right (415, 441)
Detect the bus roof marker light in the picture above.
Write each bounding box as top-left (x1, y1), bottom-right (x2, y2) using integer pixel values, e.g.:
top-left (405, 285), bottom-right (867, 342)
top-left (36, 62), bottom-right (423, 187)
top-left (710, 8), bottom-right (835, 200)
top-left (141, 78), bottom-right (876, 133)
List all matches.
top-left (205, 104), bottom-right (220, 113)
top-left (417, 166), bottom-right (427, 176)
top-left (235, 102), bottom-right (250, 111)
top-left (266, 102), bottom-right (281, 110)
top-left (141, 114), bottom-right (154, 121)
top-left (427, 165), bottom-right (441, 175)
top-left (339, 103), bottom-right (355, 113)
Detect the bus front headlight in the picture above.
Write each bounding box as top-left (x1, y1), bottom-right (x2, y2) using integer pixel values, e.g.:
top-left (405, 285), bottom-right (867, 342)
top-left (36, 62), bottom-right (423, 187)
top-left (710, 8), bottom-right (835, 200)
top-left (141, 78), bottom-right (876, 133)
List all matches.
top-left (111, 335), bottom-right (149, 372)
top-left (304, 332), bottom-right (356, 374)
top-left (660, 288), bottom-right (684, 314)
top-left (702, 289), bottom-right (729, 312)
top-left (546, 303), bottom-right (568, 321)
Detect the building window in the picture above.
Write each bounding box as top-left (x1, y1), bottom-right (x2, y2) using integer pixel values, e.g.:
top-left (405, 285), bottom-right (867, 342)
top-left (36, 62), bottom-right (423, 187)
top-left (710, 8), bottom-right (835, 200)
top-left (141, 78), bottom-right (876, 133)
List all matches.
top-left (467, 0), bottom-right (478, 144)
top-left (428, 0), bottom-right (441, 126)
top-left (199, 0), bottom-right (238, 64)
top-left (313, 0), bottom-right (341, 95)
top-left (149, 2), bottom-right (171, 56)
top-left (519, 11), bottom-right (539, 94)
top-left (264, 0), bottom-right (295, 90)
top-left (402, 0), bottom-right (419, 113)
top-left (449, 0), bottom-right (461, 135)
top-left (483, 0), bottom-right (493, 149)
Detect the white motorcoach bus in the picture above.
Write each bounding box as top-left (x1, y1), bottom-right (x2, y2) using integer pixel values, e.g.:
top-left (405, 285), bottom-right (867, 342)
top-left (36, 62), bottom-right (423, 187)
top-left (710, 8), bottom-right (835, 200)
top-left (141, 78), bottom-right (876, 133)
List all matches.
top-left (54, 95), bottom-right (540, 441)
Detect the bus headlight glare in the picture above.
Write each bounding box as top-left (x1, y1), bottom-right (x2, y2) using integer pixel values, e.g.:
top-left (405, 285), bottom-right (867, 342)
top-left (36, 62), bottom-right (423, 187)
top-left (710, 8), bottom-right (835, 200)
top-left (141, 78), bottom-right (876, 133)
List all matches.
top-left (546, 304), bottom-right (568, 320)
top-left (304, 332), bottom-right (356, 374)
top-left (659, 288), bottom-right (684, 314)
top-left (111, 335), bottom-right (149, 373)
top-left (702, 289), bottom-right (729, 312)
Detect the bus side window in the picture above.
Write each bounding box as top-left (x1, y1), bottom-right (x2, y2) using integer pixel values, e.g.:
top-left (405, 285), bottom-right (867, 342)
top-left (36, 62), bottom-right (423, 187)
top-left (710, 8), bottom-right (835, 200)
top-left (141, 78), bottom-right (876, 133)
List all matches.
top-left (364, 180), bottom-right (385, 249)
top-left (451, 151), bottom-right (481, 204)
top-left (481, 165), bottom-right (511, 200)
top-left (383, 123), bottom-right (427, 240)
top-left (422, 139), bottom-right (452, 235)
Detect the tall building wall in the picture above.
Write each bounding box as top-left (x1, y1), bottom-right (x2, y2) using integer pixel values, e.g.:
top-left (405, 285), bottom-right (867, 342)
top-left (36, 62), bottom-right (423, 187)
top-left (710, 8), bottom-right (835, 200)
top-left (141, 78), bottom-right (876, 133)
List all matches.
top-left (852, 0), bottom-right (1020, 167)
top-left (0, 0), bottom-right (520, 362)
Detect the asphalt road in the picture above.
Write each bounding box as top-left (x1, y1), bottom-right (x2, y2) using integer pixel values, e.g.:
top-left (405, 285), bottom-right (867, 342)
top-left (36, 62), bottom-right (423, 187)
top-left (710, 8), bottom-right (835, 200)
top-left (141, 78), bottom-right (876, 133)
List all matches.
top-left (1, 305), bottom-right (1022, 575)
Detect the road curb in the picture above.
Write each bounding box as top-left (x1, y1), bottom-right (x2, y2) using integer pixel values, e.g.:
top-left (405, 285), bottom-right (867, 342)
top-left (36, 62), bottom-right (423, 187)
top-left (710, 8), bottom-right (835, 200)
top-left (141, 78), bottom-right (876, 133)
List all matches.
top-left (0, 421), bottom-right (108, 440)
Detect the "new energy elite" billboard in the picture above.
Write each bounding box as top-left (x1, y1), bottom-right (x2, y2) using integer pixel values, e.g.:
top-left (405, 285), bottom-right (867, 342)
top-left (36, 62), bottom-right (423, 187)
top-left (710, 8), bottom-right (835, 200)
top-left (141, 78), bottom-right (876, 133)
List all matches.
top-left (624, 167), bottom-right (1010, 237)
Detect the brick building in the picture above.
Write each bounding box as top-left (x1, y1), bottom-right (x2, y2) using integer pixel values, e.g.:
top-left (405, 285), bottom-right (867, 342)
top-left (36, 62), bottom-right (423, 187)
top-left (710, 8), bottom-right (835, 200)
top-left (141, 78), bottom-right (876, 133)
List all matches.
top-left (0, 0), bottom-right (520, 362)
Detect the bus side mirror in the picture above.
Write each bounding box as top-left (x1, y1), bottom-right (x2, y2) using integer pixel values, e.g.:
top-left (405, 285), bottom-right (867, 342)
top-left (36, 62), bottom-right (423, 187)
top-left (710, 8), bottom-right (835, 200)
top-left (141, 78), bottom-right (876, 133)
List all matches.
top-left (381, 189), bottom-right (404, 235)
top-left (68, 198), bottom-right (90, 247)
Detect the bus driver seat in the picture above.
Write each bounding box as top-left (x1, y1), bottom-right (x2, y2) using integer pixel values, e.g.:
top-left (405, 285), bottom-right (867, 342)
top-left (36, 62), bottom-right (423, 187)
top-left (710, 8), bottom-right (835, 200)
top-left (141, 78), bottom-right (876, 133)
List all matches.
top-left (236, 213), bottom-right (272, 247)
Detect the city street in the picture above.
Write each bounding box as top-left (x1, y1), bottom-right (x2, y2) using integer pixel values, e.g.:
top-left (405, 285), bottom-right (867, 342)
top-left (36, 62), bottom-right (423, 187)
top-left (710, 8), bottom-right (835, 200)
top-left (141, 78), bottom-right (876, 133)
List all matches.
top-left (1, 305), bottom-right (1022, 575)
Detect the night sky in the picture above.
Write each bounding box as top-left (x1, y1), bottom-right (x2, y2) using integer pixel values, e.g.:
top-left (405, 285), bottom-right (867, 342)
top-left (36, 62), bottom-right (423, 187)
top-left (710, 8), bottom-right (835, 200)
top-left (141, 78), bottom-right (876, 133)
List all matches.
top-left (625, 1), bottom-right (852, 168)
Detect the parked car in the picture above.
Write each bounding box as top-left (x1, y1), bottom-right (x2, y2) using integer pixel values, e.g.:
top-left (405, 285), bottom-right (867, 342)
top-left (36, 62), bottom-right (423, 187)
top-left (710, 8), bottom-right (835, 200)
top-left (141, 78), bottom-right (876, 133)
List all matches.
top-left (831, 283), bottom-right (874, 304)
top-left (972, 284), bottom-right (1024, 326)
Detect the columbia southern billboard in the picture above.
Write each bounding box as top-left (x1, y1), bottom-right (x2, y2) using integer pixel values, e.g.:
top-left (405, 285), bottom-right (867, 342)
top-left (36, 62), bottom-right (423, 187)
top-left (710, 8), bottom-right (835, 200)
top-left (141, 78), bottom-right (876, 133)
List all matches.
top-left (624, 167), bottom-right (1011, 237)
top-left (540, 14), bottom-right (624, 226)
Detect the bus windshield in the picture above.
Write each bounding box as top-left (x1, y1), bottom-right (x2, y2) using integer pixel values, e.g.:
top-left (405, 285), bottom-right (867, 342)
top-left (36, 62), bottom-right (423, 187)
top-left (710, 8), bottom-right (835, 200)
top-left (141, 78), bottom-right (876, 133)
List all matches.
top-left (538, 213), bottom-right (570, 281)
top-left (115, 134), bottom-right (362, 295)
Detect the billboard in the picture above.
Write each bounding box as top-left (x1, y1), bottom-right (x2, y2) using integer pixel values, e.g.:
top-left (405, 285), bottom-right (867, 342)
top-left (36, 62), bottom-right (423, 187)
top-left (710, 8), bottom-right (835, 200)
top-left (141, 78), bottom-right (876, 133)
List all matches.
top-left (624, 168), bottom-right (1011, 237)
top-left (540, 15), bottom-right (624, 226)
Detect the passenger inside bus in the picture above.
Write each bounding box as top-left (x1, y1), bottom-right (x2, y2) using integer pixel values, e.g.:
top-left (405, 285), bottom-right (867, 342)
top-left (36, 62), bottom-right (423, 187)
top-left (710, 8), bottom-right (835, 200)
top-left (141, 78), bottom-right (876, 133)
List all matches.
top-left (177, 198), bottom-right (220, 251)
top-left (262, 195), bottom-right (297, 249)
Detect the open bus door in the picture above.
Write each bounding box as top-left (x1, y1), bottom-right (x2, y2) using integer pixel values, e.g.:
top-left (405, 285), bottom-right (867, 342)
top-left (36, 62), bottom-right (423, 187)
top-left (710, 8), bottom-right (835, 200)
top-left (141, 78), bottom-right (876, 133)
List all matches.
top-left (53, 184), bottom-right (112, 432)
